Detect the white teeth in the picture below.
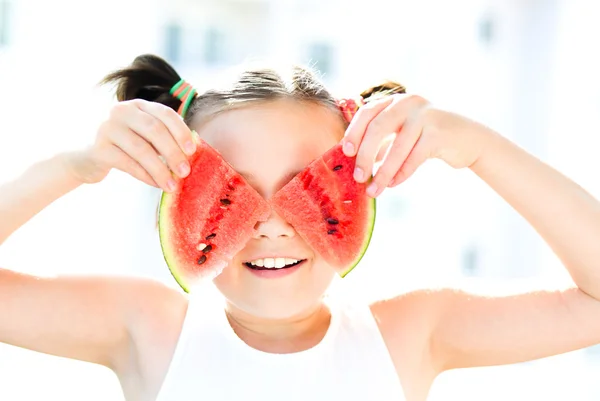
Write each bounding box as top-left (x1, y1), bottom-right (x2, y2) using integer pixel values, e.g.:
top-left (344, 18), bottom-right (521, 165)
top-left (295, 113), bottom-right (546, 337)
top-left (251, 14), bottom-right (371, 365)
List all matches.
top-left (248, 258), bottom-right (301, 269)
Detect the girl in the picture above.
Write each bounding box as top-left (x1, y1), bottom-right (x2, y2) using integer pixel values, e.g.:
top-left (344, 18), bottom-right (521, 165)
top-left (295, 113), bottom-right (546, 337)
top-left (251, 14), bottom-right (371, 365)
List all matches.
top-left (1, 54), bottom-right (600, 401)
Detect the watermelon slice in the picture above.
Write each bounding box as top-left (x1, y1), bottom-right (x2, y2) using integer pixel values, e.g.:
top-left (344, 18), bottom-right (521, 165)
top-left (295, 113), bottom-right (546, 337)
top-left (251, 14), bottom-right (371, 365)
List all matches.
top-left (271, 143), bottom-right (376, 277)
top-left (158, 138), bottom-right (271, 292)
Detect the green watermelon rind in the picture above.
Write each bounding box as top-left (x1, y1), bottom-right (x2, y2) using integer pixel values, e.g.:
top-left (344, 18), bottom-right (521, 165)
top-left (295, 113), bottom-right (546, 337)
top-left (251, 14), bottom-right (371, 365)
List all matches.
top-left (339, 195), bottom-right (376, 278)
top-left (158, 191), bottom-right (191, 293)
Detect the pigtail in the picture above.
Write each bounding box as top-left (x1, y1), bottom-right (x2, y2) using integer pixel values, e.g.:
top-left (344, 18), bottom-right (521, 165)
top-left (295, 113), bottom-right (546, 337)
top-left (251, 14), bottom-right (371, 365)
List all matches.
top-left (100, 54), bottom-right (184, 113)
top-left (338, 80), bottom-right (407, 123)
top-left (360, 80), bottom-right (406, 103)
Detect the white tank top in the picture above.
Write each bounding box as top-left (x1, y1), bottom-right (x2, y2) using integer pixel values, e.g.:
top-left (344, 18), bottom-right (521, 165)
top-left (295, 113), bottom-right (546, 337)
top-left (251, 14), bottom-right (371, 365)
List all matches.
top-left (156, 286), bottom-right (405, 401)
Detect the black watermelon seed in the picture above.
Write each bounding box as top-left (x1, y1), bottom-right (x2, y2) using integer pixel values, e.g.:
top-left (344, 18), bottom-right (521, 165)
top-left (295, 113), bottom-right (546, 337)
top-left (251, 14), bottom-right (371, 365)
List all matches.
top-left (220, 198), bottom-right (231, 205)
top-left (205, 233), bottom-right (216, 240)
top-left (197, 255), bottom-right (207, 265)
top-left (326, 218), bottom-right (339, 225)
top-left (228, 184), bottom-right (235, 191)
top-left (203, 245), bottom-right (213, 253)
top-left (327, 229), bottom-right (337, 235)
top-left (333, 165), bottom-right (343, 171)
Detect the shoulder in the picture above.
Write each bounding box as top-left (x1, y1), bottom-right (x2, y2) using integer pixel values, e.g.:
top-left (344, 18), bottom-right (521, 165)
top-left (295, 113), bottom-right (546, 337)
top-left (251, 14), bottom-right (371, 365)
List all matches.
top-left (116, 278), bottom-right (189, 391)
top-left (124, 277), bottom-right (189, 334)
top-left (370, 289), bottom-right (444, 344)
top-left (369, 289), bottom-right (447, 394)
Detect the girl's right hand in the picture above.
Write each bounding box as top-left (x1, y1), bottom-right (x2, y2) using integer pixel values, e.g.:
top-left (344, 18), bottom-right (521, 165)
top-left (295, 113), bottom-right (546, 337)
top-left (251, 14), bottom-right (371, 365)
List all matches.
top-left (67, 99), bottom-right (196, 192)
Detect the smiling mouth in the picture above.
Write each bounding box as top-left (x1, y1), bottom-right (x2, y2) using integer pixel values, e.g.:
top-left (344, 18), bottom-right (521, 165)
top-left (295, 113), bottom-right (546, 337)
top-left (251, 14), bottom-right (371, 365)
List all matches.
top-left (244, 259), bottom-right (306, 270)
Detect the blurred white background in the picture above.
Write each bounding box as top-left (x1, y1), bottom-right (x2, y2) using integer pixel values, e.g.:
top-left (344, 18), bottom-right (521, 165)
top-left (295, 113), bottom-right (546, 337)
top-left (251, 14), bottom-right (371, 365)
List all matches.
top-left (1, 0), bottom-right (600, 399)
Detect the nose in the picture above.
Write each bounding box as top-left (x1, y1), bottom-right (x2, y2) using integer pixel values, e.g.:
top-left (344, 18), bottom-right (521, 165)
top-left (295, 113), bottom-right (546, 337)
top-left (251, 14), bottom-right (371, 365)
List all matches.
top-left (254, 208), bottom-right (296, 239)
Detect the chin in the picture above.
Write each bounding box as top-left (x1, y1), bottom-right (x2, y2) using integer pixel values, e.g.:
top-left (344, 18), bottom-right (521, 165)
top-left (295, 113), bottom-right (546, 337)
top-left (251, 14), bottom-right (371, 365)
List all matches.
top-left (240, 298), bottom-right (322, 320)
top-left (213, 259), bottom-right (336, 319)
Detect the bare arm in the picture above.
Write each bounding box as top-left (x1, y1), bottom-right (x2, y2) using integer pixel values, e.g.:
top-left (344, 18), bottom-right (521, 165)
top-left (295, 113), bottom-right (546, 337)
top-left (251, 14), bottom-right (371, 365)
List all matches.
top-left (472, 131), bottom-right (600, 300)
top-left (0, 154), bottom-right (162, 370)
top-left (0, 268), bottom-right (162, 369)
top-left (430, 286), bottom-right (600, 371)
top-left (0, 154), bottom-right (125, 368)
top-left (0, 153), bottom-right (82, 244)
top-left (0, 98), bottom-right (197, 371)
top-left (337, 92), bottom-right (600, 376)
top-left (432, 130), bottom-right (600, 371)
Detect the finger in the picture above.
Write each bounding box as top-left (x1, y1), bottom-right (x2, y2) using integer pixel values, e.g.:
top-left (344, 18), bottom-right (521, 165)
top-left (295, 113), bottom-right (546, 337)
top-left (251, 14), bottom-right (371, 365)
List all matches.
top-left (389, 134), bottom-right (430, 187)
top-left (342, 96), bottom-right (395, 157)
top-left (125, 104), bottom-right (191, 179)
top-left (354, 100), bottom-right (412, 183)
top-left (109, 126), bottom-right (176, 192)
top-left (368, 114), bottom-right (424, 197)
top-left (105, 145), bottom-right (159, 188)
top-left (135, 99), bottom-right (197, 156)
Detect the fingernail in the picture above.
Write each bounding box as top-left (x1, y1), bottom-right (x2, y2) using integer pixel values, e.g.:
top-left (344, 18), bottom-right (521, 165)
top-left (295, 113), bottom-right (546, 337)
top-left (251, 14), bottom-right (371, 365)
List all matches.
top-left (343, 141), bottom-right (355, 155)
top-left (178, 162), bottom-right (190, 177)
top-left (367, 182), bottom-right (379, 197)
top-left (167, 179), bottom-right (177, 192)
top-left (354, 167), bottom-right (364, 181)
top-left (184, 141), bottom-right (195, 155)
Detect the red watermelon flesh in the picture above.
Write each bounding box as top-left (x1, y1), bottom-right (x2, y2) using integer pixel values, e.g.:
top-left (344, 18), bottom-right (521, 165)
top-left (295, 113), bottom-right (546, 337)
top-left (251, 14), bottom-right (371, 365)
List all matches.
top-left (271, 143), bottom-right (376, 277)
top-left (158, 138), bottom-right (271, 292)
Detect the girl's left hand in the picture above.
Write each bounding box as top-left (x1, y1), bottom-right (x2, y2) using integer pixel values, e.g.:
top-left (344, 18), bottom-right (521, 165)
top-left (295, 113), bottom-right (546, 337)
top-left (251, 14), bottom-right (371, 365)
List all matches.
top-left (342, 94), bottom-right (494, 197)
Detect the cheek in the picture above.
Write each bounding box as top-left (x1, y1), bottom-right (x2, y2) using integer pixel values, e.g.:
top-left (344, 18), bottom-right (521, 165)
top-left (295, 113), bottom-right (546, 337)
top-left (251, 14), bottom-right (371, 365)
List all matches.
top-left (212, 263), bottom-right (239, 288)
top-left (312, 258), bottom-right (337, 284)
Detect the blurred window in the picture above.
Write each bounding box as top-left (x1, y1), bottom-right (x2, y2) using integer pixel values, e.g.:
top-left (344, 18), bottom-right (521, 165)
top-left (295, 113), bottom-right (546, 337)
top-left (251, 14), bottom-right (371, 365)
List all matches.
top-left (203, 26), bottom-right (226, 66)
top-left (461, 244), bottom-right (480, 276)
top-left (307, 42), bottom-right (334, 76)
top-left (165, 21), bottom-right (182, 63)
top-left (0, 0), bottom-right (11, 47)
top-left (478, 14), bottom-right (495, 46)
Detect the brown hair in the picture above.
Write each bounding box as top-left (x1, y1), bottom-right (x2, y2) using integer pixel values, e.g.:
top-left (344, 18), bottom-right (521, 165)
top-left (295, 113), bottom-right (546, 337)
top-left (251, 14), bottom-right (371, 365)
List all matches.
top-left (100, 54), bottom-right (406, 126)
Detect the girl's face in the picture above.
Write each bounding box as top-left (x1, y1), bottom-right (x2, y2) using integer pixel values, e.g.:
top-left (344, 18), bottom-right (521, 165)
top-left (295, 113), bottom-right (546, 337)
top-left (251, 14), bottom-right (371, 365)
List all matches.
top-left (194, 99), bottom-right (345, 319)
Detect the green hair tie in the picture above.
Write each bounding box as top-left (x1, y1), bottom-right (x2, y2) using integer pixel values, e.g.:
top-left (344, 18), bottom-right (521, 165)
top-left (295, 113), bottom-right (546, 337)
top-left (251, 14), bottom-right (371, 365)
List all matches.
top-left (179, 88), bottom-right (197, 118)
top-left (170, 79), bottom-right (185, 96)
top-left (170, 79), bottom-right (198, 118)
